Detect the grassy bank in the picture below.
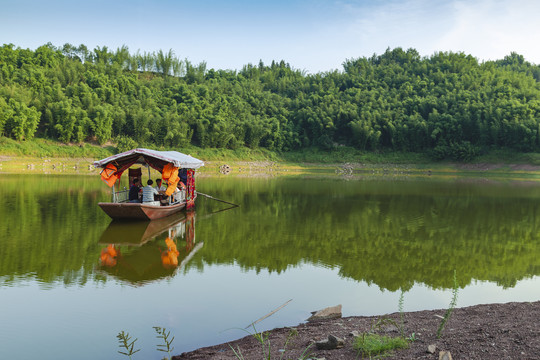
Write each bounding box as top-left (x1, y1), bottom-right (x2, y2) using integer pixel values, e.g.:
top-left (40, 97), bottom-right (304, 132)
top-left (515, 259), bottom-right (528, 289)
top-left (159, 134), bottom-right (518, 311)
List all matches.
top-left (0, 137), bottom-right (116, 158)
top-left (0, 137), bottom-right (282, 162)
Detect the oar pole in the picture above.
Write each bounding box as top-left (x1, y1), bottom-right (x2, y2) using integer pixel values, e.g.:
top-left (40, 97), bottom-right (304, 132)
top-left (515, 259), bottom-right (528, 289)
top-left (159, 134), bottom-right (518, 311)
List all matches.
top-left (197, 192), bottom-right (239, 207)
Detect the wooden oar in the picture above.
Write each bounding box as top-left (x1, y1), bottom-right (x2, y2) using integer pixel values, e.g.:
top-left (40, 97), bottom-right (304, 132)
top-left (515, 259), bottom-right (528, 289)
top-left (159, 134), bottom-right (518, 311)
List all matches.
top-left (197, 191), bottom-right (240, 207)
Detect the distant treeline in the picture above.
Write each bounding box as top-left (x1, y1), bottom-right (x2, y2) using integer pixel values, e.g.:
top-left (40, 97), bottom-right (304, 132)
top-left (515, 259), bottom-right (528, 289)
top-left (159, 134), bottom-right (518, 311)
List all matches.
top-left (1, 43), bottom-right (540, 159)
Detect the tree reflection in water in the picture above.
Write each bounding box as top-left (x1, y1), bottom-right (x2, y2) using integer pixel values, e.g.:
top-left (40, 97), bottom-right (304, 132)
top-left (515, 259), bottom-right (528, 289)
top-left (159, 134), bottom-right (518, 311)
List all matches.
top-left (1, 175), bottom-right (540, 292)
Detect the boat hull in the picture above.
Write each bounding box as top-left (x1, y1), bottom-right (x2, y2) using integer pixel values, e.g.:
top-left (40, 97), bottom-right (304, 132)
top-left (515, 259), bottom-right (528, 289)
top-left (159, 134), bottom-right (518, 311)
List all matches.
top-left (98, 202), bottom-right (186, 220)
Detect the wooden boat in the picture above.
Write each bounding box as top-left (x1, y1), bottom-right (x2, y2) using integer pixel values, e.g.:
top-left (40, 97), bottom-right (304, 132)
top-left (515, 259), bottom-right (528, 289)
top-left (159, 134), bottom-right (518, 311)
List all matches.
top-left (93, 148), bottom-right (204, 220)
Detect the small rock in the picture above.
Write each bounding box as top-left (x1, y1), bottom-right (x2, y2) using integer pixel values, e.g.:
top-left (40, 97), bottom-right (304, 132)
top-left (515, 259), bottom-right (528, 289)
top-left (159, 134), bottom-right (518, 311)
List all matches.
top-left (315, 334), bottom-right (345, 350)
top-left (349, 330), bottom-right (361, 337)
top-left (439, 350), bottom-right (452, 360)
top-left (307, 305), bottom-right (342, 322)
top-left (427, 344), bottom-right (437, 353)
top-left (219, 164), bottom-right (231, 174)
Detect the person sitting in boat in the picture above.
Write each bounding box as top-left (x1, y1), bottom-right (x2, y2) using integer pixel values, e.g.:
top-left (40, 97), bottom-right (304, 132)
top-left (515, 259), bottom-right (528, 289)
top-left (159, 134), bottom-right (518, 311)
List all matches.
top-left (172, 180), bottom-right (186, 203)
top-left (142, 179), bottom-right (159, 203)
top-left (179, 168), bottom-right (188, 185)
top-left (155, 179), bottom-right (167, 192)
top-left (155, 178), bottom-right (170, 205)
top-left (177, 181), bottom-right (186, 191)
top-left (129, 178), bottom-right (142, 203)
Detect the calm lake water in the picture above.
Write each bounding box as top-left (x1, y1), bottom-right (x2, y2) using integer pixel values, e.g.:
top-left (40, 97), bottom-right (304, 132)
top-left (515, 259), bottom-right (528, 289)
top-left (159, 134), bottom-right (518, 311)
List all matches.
top-left (1, 172), bottom-right (540, 359)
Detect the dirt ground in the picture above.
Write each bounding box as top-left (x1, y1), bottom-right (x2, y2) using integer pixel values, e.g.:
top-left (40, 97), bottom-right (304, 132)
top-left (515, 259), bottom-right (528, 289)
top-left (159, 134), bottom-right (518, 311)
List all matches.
top-left (174, 301), bottom-right (540, 360)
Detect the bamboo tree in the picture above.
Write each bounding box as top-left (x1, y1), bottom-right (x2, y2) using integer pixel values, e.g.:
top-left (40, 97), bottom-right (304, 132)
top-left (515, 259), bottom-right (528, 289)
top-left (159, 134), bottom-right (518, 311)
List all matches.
top-left (156, 49), bottom-right (175, 76)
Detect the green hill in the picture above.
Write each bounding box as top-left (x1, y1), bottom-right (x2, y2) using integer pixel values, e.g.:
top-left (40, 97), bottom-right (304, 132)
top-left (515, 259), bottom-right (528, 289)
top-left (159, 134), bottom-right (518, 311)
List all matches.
top-left (2, 43), bottom-right (540, 161)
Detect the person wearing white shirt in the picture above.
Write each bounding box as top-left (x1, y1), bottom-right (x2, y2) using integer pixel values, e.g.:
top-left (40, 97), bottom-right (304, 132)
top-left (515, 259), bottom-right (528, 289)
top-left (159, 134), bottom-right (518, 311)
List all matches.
top-left (142, 179), bottom-right (159, 203)
top-left (155, 178), bottom-right (167, 192)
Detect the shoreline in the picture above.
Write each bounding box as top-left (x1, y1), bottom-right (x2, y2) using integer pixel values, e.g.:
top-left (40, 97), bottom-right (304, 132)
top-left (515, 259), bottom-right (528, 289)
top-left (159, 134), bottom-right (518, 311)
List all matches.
top-left (2, 154), bottom-right (540, 178)
top-left (175, 301), bottom-right (540, 359)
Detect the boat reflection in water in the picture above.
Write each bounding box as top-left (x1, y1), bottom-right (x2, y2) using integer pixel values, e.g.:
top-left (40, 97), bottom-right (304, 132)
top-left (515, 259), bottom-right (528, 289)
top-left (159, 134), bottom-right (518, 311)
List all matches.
top-left (98, 211), bottom-right (199, 285)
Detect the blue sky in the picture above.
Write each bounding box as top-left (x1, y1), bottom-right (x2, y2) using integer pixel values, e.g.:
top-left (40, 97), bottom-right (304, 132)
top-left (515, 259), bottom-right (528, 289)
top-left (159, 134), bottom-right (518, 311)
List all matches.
top-left (2, 0), bottom-right (540, 73)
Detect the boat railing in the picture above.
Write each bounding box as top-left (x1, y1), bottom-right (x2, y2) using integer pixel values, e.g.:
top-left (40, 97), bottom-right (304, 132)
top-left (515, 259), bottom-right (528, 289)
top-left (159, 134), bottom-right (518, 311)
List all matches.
top-left (111, 188), bottom-right (185, 205)
top-left (112, 188), bottom-right (129, 203)
top-left (170, 189), bottom-right (186, 205)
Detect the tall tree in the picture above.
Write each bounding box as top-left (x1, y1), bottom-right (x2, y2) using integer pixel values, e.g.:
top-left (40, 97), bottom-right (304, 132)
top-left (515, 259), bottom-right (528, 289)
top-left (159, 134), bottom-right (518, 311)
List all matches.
top-left (156, 49), bottom-right (175, 76)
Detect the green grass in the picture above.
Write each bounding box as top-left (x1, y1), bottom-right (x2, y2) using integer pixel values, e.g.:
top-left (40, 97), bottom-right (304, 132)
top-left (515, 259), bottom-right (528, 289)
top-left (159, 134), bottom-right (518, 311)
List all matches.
top-left (4, 137), bottom-right (540, 169)
top-left (0, 137), bottom-right (115, 158)
top-left (0, 137), bottom-right (281, 162)
top-left (474, 149), bottom-right (540, 165)
top-left (281, 147), bottom-right (432, 164)
top-left (183, 146), bottom-right (280, 162)
top-left (353, 333), bottom-right (409, 358)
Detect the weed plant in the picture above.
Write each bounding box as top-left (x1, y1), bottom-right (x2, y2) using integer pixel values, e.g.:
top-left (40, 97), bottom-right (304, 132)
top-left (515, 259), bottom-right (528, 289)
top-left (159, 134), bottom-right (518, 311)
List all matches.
top-left (228, 325), bottom-right (272, 360)
top-left (354, 292), bottom-right (420, 360)
top-left (117, 327), bottom-right (176, 360)
top-left (398, 290), bottom-right (405, 338)
top-left (229, 325), bottom-right (312, 360)
top-left (116, 331), bottom-right (140, 360)
top-left (154, 326), bottom-right (175, 360)
top-left (437, 270), bottom-right (459, 338)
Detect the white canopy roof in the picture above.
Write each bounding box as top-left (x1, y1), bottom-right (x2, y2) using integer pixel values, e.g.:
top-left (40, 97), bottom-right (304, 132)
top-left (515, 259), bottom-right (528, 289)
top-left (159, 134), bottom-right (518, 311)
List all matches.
top-left (93, 148), bottom-right (204, 170)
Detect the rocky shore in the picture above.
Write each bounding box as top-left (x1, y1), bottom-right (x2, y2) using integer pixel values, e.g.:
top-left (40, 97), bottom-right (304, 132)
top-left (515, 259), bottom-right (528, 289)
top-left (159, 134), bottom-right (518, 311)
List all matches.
top-left (175, 301), bottom-right (540, 360)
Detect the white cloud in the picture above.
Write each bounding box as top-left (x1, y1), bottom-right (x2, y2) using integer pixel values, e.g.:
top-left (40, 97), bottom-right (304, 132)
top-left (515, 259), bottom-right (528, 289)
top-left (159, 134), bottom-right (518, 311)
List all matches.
top-left (325, 0), bottom-right (540, 66)
top-left (437, 0), bottom-right (540, 62)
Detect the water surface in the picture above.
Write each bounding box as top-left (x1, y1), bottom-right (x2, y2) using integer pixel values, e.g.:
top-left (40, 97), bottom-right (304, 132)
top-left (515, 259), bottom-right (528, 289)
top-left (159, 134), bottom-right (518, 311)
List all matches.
top-left (1, 173), bottom-right (539, 359)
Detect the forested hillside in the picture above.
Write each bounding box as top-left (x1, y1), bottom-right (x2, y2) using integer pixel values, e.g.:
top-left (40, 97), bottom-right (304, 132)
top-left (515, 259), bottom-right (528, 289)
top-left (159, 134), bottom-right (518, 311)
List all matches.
top-left (1, 43), bottom-right (540, 160)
